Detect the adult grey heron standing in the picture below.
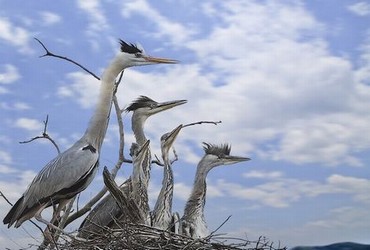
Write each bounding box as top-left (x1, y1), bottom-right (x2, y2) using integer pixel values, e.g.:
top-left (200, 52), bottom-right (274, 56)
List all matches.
top-left (78, 96), bottom-right (186, 236)
top-left (180, 143), bottom-right (250, 238)
top-left (3, 40), bottom-right (178, 229)
top-left (151, 124), bottom-right (182, 231)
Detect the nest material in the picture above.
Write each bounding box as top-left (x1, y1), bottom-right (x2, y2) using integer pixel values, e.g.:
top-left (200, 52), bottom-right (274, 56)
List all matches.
top-left (54, 223), bottom-right (286, 250)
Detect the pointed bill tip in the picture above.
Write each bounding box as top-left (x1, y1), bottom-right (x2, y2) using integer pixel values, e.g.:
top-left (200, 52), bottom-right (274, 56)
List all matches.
top-left (144, 56), bottom-right (179, 64)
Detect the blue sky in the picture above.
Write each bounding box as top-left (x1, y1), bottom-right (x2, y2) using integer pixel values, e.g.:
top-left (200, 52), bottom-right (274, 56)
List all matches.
top-left (1, 0), bottom-right (370, 248)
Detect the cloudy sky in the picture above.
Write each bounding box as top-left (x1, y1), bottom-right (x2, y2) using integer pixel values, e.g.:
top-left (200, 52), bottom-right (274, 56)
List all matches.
top-left (1, 0), bottom-right (370, 248)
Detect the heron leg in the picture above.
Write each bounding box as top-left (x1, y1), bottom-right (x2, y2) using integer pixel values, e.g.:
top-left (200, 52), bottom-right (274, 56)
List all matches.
top-left (35, 213), bottom-right (63, 232)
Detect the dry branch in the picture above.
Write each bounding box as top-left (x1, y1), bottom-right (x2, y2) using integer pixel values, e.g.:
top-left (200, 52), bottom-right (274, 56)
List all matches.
top-left (34, 38), bottom-right (100, 81)
top-left (19, 115), bottom-right (60, 154)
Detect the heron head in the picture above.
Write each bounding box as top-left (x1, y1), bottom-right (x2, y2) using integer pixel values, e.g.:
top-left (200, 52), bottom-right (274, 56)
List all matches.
top-left (200, 142), bottom-right (250, 171)
top-left (125, 96), bottom-right (187, 120)
top-left (160, 124), bottom-right (183, 156)
top-left (118, 40), bottom-right (178, 68)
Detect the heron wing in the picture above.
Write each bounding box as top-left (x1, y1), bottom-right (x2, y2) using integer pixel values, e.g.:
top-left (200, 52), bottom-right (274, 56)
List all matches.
top-left (23, 143), bottom-right (99, 214)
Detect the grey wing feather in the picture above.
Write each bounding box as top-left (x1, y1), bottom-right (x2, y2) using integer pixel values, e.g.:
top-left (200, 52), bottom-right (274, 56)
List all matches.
top-left (23, 142), bottom-right (99, 210)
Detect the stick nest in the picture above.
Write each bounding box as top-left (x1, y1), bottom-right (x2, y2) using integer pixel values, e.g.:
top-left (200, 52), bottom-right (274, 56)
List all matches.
top-left (51, 223), bottom-right (286, 250)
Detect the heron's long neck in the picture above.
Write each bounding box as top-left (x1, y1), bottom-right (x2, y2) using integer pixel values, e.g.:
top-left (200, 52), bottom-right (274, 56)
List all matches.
top-left (183, 160), bottom-right (209, 220)
top-left (131, 150), bottom-right (151, 225)
top-left (132, 116), bottom-right (147, 146)
top-left (132, 116), bottom-right (151, 184)
top-left (153, 154), bottom-right (174, 219)
top-left (83, 58), bottom-right (123, 151)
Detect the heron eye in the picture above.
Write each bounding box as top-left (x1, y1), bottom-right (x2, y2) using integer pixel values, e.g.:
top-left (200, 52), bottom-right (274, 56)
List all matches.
top-left (135, 53), bottom-right (142, 58)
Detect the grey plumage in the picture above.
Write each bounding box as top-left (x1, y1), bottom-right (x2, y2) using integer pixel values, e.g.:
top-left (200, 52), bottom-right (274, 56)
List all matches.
top-left (78, 96), bottom-right (186, 237)
top-left (180, 143), bottom-right (250, 238)
top-left (151, 124), bottom-right (182, 231)
top-left (3, 40), bottom-right (178, 229)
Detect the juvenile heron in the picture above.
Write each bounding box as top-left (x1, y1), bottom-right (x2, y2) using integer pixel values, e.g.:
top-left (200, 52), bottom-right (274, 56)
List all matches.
top-left (3, 40), bottom-right (177, 229)
top-left (78, 96), bottom-right (186, 236)
top-left (126, 96), bottom-right (187, 225)
top-left (151, 124), bottom-right (182, 231)
top-left (180, 143), bottom-right (250, 238)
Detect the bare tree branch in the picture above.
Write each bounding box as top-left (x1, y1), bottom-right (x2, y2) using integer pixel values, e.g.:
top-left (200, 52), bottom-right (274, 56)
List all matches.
top-left (182, 120), bottom-right (222, 128)
top-left (34, 38), bottom-right (100, 81)
top-left (0, 190), bottom-right (12, 206)
top-left (19, 115), bottom-right (60, 154)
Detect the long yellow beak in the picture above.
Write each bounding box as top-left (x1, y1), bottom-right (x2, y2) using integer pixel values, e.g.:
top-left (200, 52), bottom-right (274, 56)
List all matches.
top-left (143, 56), bottom-right (179, 64)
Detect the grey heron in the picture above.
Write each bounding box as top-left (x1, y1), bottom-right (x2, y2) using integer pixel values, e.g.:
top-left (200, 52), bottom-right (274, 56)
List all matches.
top-left (78, 96), bottom-right (186, 237)
top-left (127, 140), bottom-right (152, 223)
top-left (126, 96), bottom-right (187, 225)
top-left (3, 40), bottom-right (178, 229)
top-left (151, 124), bottom-right (182, 231)
top-left (180, 143), bottom-right (250, 238)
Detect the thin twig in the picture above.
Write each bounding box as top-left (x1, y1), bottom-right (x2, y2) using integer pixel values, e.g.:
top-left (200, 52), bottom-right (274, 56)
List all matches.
top-left (34, 38), bottom-right (100, 81)
top-left (19, 115), bottom-right (60, 154)
top-left (0, 190), bottom-right (12, 206)
top-left (206, 215), bottom-right (232, 239)
top-left (182, 120), bottom-right (222, 128)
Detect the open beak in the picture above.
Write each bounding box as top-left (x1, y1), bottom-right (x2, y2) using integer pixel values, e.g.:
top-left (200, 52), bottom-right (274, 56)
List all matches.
top-left (143, 56), bottom-right (179, 64)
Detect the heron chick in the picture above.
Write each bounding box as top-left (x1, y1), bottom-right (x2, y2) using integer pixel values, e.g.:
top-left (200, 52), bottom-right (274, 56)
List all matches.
top-left (78, 97), bottom-right (186, 237)
top-left (151, 124), bottom-right (183, 231)
top-left (180, 143), bottom-right (250, 238)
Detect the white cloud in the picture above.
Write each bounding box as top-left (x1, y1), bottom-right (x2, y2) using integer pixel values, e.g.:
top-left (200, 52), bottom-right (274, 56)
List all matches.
top-left (0, 64), bottom-right (20, 84)
top-left (51, 0), bottom-right (370, 168)
top-left (243, 170), bottom-right (283, 179)
top-left (121, 0), bottom-right (196, 44)
top-left (39, 11), bottom-right (62, 26)
top-left (13, 102), bottom-right (31, 110)
top-left (173, 182), bottom-right (192, 201)
top-left (57, 71), bottom-right (100, 109)
top-left (219, 173), bottom-right (370, 208)
top-left (348, 2), bottom-right (370, 16)
top-left (0, 101), bottom-right (31, 110)
top-left (77, 0), bottom-right (109, 35)
top-left (0, 17), bottom-right (32, 54)
top-left (0, 150), bottom-right (12, 165)
top-left (14, 118), bottom-right (43, 132)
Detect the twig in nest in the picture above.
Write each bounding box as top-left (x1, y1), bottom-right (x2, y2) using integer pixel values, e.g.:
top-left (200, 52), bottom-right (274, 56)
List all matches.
top-left (19, 115), bottom-right (60, 154)
top-left (206, 215), bottom-right (232, 240)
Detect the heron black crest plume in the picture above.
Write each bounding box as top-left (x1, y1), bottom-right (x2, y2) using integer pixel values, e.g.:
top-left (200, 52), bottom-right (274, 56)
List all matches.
top-left (125, 96), bottom-right (156, 112)
top-left (202, 142), bottom-right (231, 156)
top-left (119, 39), bottom-right (142, 54)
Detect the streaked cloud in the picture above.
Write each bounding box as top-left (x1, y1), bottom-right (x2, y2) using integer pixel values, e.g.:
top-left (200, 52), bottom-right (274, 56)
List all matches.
top-left (77, 0), bottom-right (109, 35)
top-left (219, 173), bottom-right (370, 208)
top-left (243, 170), bottom-right (283, 179)
top-left (0, 150), bottom-right (12, 165)
top-left (121, 0), bottom-right (196, 44)
top-left (14, 118), bottom-right (43, 132)
top-left (348, 2), bottom-right (370, 16)
top-left (57, 71), bottom-right (100, 109)
top-left (39, 11), bottom-right (62, 26)
top-left (0, 17), bottom-right (32, 54)
top-left (0, 64), bottom-right (20, 84)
